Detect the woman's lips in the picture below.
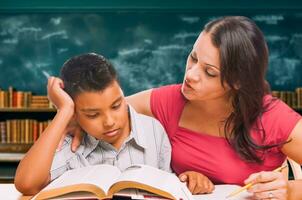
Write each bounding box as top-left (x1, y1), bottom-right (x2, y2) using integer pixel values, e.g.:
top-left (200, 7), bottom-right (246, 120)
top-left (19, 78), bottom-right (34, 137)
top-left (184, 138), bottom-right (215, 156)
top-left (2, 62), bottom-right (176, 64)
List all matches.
top-left (184, 79), bottom-right (193, 89)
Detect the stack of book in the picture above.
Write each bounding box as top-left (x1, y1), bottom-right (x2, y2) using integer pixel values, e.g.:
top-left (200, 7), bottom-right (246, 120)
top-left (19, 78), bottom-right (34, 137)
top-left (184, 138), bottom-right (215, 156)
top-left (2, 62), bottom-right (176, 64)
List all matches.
top-left (31, 95), bottom-right (52, 108)
top-left (0, 86), bottom-right (53, 108)
top-left (272, 87), bottom-right (302, 109)
top-left (0, 86), bottom-right (55, 153)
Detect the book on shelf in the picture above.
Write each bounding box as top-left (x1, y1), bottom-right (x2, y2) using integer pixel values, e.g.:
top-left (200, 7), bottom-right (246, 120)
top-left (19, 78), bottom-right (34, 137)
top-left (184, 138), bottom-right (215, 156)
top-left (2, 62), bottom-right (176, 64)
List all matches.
top-left (29, 164), bottom-right (194, 200)
top-left (272, 87), bottom-right (302, 110)
top-left (0, 119), bottom-right (51, 152)
top-left (0, 86), bottom-right (53, 109)
top-left (297, 88), bottom-right (302, 109)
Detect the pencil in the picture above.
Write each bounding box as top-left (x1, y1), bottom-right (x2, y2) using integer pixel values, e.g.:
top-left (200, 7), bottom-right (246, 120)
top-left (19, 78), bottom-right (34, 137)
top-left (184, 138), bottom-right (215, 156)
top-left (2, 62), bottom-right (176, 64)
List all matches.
top-left (226, 165), bottom-right (288, 199)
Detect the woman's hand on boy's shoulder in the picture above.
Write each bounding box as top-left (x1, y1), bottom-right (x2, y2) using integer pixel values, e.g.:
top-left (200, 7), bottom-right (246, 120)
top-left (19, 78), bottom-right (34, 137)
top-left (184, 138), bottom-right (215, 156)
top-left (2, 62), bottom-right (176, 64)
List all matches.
top-left (47, 76), bottom-right (74, 112)
top-left (178, 171), bottom-right (215, 194)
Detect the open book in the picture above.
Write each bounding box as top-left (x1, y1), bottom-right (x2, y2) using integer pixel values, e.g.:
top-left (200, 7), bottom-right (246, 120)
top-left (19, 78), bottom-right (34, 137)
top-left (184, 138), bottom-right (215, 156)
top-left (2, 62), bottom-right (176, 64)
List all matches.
top-left (33, 164), bottom-right (194, 200)
top-left (194, 184), bottom-right (253, 200)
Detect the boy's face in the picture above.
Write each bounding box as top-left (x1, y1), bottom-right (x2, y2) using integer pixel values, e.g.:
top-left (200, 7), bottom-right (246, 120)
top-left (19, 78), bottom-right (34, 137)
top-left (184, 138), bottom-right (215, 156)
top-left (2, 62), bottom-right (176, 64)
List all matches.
top-left (74, 81), bottom-right (130, 149)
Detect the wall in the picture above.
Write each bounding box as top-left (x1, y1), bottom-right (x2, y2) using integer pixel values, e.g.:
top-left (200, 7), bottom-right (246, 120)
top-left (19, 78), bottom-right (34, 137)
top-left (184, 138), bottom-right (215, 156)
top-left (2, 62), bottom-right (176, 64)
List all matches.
top-left (0, 1), bottom-right (301, 95)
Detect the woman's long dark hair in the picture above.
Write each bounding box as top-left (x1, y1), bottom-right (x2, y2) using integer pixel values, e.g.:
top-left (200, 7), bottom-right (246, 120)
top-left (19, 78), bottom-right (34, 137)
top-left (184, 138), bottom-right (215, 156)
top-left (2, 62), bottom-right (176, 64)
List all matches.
top-left (204, 16), bottom-right (283, 163)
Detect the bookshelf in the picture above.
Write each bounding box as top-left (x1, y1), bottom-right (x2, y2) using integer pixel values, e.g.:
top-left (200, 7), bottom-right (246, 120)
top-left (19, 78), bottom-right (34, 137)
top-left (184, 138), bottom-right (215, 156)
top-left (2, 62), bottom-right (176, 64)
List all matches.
top-left (0, 87), bottom-right (56, 182)
top-left (0, 108), bottom-right (56, 151)
top-left (0, 107), bottom-right (56, 182)
top-left (0, 108), bottom-right (56, 112)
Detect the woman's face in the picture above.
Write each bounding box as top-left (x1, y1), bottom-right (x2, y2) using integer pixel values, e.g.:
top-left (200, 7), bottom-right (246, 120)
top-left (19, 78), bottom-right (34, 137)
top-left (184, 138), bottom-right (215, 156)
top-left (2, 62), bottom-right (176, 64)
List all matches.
top-left (181, 32), bottom-right (231, 102)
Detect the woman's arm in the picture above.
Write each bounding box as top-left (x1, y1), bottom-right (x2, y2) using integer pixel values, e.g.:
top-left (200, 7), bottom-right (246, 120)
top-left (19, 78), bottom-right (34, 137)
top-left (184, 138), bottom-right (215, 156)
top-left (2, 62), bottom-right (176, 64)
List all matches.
top-left (14, 77), bottom-right (74, 195)
top-left (245, 119), bottom-right (302, 200)
top-left (282, 119), bottom-right (302, 199)
top-left (126, 89), bottom-right (153, 117)
top-left (281, 119), bottom-right (302, 164)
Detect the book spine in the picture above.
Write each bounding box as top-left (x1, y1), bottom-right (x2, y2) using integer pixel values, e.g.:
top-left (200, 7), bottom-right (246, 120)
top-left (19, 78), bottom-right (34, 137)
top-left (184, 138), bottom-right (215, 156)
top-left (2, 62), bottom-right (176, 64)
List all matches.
top-left (0, 121), bottom-right (6, 143)
top-left (8, 86), bottom-right (13, 107)
top-left (297, 88), bottom-right (302, 109)
top-left (6, 120), bottom-right (10, 143)
top-left (0, 90), bottom-right (4, 108)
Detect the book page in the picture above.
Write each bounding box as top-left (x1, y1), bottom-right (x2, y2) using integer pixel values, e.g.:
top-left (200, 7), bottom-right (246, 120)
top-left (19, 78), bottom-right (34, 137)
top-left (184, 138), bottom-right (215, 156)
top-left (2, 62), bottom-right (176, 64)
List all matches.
top-left (42, 164), bottom-right (121, 194)
top-left (48, 189), bottom-right (169, 200)
top-left (112, 164), bottom-right (194, 200)
top-left (193, 185), bottom-right (253, 200)
top-left (47, 192), bottom-right (98, 200)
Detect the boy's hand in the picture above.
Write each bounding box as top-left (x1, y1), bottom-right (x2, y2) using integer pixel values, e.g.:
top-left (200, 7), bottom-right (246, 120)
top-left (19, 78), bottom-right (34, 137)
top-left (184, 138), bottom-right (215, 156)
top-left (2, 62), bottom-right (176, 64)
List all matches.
top-left (179, 171), bottom-right (215, 194)
top-left (47, 76), bottom-right (74, 111)
top-left (47, 76), bottom-right (83, 152)
top-left (58, 120), bottom-right (83, 152)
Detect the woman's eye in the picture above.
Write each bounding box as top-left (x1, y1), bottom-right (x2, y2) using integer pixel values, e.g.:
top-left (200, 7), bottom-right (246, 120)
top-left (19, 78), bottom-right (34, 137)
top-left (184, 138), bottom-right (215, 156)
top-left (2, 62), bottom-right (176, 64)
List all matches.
top-left (205, 69), bottom-right (217, 77)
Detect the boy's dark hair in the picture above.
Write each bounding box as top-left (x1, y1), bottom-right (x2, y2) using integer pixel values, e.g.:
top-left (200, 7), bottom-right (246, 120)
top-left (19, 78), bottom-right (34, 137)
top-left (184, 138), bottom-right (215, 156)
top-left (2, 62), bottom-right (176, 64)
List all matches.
top-left (60, 53), bottom-right (118, 98)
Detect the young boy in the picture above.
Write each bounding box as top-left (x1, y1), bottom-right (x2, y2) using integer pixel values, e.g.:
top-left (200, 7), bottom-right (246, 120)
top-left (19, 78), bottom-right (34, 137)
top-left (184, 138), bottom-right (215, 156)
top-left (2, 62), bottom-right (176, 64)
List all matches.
top-left (14, 53), bottom-right (171, 195)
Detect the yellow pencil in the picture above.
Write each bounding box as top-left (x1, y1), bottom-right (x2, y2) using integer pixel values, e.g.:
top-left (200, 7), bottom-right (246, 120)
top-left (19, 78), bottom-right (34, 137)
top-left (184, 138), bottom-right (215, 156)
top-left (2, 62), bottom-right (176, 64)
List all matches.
top-left (226, 165), bottom-right (288, 199)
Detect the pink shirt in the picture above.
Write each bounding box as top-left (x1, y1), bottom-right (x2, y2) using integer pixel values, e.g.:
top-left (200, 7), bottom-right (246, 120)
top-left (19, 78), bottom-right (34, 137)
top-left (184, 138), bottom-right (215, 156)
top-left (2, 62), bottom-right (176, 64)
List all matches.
top-left (150, 84), bottom-right (301, 185)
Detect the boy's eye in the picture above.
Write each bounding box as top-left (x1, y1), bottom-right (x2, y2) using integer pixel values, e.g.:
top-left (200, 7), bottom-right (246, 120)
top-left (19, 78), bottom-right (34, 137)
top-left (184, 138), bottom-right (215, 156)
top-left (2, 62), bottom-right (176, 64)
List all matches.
top-left (112, 103), bottom-right (121, 110)
top-left (86, 113), bottom-right (99, 119)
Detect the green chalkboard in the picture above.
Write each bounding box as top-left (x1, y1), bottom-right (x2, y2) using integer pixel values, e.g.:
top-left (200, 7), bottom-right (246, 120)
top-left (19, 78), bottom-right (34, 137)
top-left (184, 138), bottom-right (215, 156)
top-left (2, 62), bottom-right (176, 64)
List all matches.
top-left (0, 10), bottom-right (301, 95)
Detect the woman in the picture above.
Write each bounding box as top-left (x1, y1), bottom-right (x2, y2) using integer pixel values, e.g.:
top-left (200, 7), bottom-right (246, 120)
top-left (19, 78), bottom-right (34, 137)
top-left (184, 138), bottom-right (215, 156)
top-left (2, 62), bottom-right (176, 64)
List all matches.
top-left (57, 16), bottom-right (302, 199)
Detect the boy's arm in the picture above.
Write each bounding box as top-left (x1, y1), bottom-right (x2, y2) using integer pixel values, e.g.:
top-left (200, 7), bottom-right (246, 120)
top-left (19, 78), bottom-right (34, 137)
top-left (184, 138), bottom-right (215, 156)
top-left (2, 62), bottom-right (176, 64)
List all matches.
top-left (14, 77), bottom-right (74, 195)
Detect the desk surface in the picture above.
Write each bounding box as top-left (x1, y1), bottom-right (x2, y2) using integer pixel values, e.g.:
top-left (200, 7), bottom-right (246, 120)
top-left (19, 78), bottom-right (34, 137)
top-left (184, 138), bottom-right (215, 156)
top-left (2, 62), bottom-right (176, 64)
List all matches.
top-left (0, 184), bottom-right (22, 200)
top-left (0, 184), bottom-right (251, 200)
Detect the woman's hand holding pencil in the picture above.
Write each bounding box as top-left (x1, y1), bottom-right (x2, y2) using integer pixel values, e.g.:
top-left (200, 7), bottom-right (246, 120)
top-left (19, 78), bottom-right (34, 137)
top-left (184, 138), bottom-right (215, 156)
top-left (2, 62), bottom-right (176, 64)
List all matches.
top-left (227, 165), bottom-right (288, 200)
